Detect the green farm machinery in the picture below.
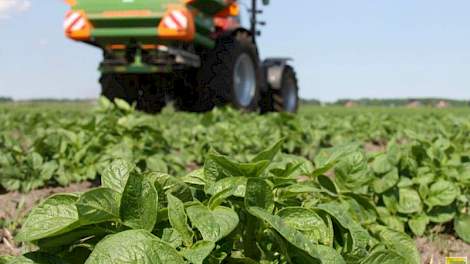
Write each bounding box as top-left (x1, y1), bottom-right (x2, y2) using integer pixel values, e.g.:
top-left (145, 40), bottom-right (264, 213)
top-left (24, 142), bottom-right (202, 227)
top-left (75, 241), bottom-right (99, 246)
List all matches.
top-left (64, 0), bottom-right (299, 113)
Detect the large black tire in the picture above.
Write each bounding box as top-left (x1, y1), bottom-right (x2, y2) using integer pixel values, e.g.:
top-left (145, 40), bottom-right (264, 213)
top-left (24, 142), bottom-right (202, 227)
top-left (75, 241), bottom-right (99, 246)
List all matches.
top-left (173, 70), bottom-right (215, 112)
top-left (260, 65), bottom-right (299, 113)
top-left (100, 73), bottom-right (167, 113)
top-left (196, 31), bottom-right (262, 111)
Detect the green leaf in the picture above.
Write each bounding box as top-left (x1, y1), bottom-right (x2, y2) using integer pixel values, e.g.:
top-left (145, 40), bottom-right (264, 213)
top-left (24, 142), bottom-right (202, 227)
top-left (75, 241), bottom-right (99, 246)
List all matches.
top-left (270, 153), bottom-right (314, 178)
top-left (372, 154), bottom-right (393, 174)
top-left (252, 138), bottom-right (284, 163)
top-left (212, 206), bottom-right (239, 241)
top-left (313, 143), bottom-right (357, 176)
top-left (317, 175), bottom-right (338, 196)
top-left (153, 173), bottom-right (193, 202)
top-left (207, 154), bottom-right (244, 177)
top-left (277, 207), bottom-right (330, 245)
top-left (360, 250), bottom-right (408, 264)
top-left (427, 206), bottom-right (456, 223)
top-left (161, 228), bottom-right (183, 248)
top-left (40, 161), bottom-right (58, 181)
top-left (224, 257), bottom-right (258, 264)
top-left (372, 168), bottom-right (399, 194)
top-left (181, 240), bottom-right (215, 264)
top-left (98, 96), bottom-right (112, 109)
top-left (76, 188), bottom-right (120, 225)
top-left (101, 159), bottom-right (134, 194)
top-left (413, 173), bottom-right (435, 186)
top-left (120, 173), bottom-right (158, 231)
top-left (314, 245), bottom-right (347, 264)
top-left (6, 252), bottom-right (68, 264)
top-left (0, 256), bottom-right (13, 264)
top-left (208, 154), bottom-right (270, 178)
top-left (377, 209), bottom-right (405, 232)
top-left (317, 202), bottom-right (370, 251)
top-left (146, 154), bottom-right (168, 173)
top-left (186, 204), bottom-right (239, 242)
top-left (370, 225), bottom-right (420, 264)
top-left (114, 98), bottom-right (133, 112)
top-left (425, 180), bottom-right (459, 208)
top-left (206, 177), bottom-right (247, 198)
top-left (382, 189), bottom-right (399, 214)
top-left (16, 194), bottom-right (79, 242)
top-left (85, 229), bottom-right (185, 264)
top-left (397, 188), bottom-right (422, 214)
top-left (397, 177), bottom-right (413, 188)
top-left (386, 141), bottom-right (402, 165)
top-left (167, 194), bottom-right (194, 246)
top-left (181, 168), bottom-right (206, 186)
top-left (247, 207), bottom-right (345, 263)
top-left (208, 187), bottom-right (235, 210)
top-left (408, 214), bottom-right (429, 236)
top-left (335, 151), bottom-right (372, 190)
top-left (276, 184), bottom-right (321, 199)
top-left (245, 178), bottom-right (274, 213)
top-left (36, 225), bottom-right (109, 249)
top-left (341, 195), bottom-right (377, 225)
top-left (454, 213), bottom-right (470, 243)
top-left (185, 204), bottom-right (218, 242)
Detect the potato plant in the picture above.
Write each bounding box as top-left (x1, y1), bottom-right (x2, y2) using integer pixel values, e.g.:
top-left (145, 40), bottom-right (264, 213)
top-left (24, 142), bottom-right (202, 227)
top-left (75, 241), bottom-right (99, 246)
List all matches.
top-left (1, 100), bottom-right (470, 262)
top-left (1, 141), bottom-right (420, 263)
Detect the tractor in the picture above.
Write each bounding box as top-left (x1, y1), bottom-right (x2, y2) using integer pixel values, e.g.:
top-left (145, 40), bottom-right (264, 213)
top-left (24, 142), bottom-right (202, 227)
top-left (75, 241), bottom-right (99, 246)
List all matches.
top-left (63, 0), bottom-right (299, 113)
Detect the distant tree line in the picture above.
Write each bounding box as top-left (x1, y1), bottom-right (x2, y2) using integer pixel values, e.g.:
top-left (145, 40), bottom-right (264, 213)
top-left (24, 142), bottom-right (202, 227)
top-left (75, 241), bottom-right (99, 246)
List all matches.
top-left (301, 98), bottom-right (470, 107)
top-left (333, 98), bottom-right (469, 107)
top-left (21, 98), bottom-right (95, 103)
top-left (0, 97), bottom-right (13, 102)
top-left (299, 98), bottom-right (322, 105)
top-left (0, 98), bottom-right (95, 103)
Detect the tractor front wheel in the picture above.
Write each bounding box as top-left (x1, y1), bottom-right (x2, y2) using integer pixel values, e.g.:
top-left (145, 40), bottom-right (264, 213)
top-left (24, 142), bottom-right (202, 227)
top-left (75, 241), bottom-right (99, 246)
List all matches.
top-left (198, 31), bottom-right (261, 111)
top-left (261, 66), bottom-right (299, 113)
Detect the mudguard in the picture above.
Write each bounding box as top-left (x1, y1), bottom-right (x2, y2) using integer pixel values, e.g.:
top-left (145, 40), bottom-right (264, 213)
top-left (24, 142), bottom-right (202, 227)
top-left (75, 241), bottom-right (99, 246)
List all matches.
top-left (262, 58), bottom-right (292, 91)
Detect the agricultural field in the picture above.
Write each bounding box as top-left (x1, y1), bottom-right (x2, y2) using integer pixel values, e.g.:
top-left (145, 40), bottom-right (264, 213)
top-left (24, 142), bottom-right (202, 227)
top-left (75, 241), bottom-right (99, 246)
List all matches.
top-left (0, 100), bottom-right (469, 263)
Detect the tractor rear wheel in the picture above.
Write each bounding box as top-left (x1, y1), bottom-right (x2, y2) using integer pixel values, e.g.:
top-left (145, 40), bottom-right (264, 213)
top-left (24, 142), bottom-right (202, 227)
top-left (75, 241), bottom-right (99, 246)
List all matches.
top-left (100, 73), bottom-right (167, 113)
top-left (261, 66), bottom-right (299, 113)
top-left (198, 31), bottom-right (261, 111)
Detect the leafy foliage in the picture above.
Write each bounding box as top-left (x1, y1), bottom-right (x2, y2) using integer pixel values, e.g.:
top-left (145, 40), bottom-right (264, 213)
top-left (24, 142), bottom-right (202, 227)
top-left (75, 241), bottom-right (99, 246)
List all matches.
top-left (2, 100), bottom-right (470, 261)
top-left (7, 142), bottom-right (421, 263)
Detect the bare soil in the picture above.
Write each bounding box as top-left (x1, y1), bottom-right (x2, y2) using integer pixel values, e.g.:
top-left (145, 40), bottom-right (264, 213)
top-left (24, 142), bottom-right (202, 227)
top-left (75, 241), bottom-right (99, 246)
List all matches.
top-left (0, 182), bottom-right (93, 256)
top-left (364, 142), bottom-right (386, 153)
top-left (417, 235), bottom-right (470, 264)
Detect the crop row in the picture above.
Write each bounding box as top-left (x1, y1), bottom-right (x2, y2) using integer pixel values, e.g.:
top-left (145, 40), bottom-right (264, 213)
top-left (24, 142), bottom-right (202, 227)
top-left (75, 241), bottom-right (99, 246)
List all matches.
top-left (0, 100), bottom-right (469, 263)
top-left (2, 99), bottom-right (469, 192)
top-left (2, 141), bottom-right (423, 263)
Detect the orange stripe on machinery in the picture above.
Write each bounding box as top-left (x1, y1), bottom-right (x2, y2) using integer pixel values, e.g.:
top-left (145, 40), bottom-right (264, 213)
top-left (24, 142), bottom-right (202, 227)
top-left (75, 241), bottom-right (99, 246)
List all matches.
top-left (64, 10), bottom-right (92, 41)
top-left (158, 6), bottom-right (195, 41)
top-left (102, 10), bottom-right (153, 18)
top-left (64, 0), bottom-right (77, 6)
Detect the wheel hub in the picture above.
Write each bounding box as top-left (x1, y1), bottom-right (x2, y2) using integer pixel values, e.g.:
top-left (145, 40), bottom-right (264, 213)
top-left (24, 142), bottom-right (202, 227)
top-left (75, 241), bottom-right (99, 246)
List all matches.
top-left (233, 54), bottom-right (256, 107)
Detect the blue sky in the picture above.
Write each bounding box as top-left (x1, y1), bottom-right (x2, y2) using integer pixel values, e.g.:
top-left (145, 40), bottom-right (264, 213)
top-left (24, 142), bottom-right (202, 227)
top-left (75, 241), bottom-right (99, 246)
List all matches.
top-left (0, 0), bottom-right (469, 101)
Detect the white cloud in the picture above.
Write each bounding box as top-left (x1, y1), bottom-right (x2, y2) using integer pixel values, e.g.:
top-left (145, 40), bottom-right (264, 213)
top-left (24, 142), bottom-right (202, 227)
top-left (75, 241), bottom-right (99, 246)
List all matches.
top-left (0, 0), bottom-right (31, 19)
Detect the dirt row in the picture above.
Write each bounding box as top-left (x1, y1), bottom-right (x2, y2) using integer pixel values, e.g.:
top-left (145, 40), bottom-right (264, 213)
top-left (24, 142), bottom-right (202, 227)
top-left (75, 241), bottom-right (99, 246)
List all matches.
top-left (0, 182), bottom-right (94, 256)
